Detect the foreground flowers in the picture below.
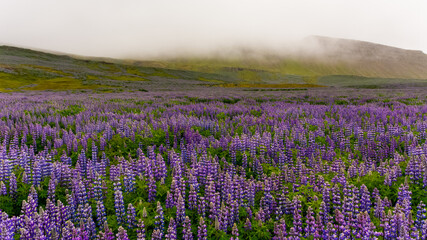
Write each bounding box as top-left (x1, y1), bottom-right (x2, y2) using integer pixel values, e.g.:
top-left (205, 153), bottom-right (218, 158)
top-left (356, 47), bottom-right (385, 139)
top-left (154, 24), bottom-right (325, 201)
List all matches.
top-left (0, 92), bottom-right (426, 239)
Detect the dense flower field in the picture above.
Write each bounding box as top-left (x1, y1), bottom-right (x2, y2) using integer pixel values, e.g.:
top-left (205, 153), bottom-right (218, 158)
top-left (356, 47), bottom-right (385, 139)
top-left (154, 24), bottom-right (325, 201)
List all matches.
top-left (0, 92), bottom-right (427, 239)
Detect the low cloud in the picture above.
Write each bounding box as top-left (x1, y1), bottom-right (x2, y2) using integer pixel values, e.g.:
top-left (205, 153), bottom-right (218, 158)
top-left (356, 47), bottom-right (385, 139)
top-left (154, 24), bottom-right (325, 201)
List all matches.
top-left (0, 0), bottom-right (426, 59)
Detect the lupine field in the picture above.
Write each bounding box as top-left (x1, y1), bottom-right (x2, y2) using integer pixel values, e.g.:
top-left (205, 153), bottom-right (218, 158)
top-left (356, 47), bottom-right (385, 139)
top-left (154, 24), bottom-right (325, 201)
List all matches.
top-left (1, 90), bottom-right (427, 240)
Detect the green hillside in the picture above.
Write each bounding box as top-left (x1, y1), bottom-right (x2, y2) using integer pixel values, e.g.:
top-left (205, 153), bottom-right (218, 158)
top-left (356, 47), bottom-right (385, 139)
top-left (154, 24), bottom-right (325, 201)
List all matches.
top-left (0, 46), bottom-right (230, 92)
top-left (1, 36), bottom-right (427, 92)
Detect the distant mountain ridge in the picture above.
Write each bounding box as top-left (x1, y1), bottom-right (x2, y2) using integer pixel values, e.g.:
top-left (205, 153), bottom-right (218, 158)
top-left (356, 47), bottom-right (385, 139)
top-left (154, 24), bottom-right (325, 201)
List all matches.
top-left (303, 36), bottom-right (426, 59)
top-left (296, 36), bottom-right (427, 78)
top-left (131, 36), bottom-right (427, 79)
top-left (1, 36), bottom-right (427, 92)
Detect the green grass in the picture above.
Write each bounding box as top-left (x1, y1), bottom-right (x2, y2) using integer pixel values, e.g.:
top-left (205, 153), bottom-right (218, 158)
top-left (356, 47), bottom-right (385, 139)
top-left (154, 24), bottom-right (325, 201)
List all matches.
top-left (197, 77), bottom-right (224, 84)
top-left (135, 58), bottom-right (339, 85)
top-left (218, 83), bottom-right (324, 88)
top-left (2, 45), bottom-right (427, 91)
top-left (20, 64), bottom-right (72, 76)
top-left (26, 77), bottom-right (106, 90)
top-left (104, 75), bottom-right (149, 82)
top-left (0, 72), bottom-right (110, 91)
top-left (318, 75), bottom-right (427, 88)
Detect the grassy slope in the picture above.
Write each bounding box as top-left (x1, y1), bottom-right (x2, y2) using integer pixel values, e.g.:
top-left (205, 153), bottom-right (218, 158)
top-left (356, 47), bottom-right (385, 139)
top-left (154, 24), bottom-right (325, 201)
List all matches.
top-left (134, 36), bottom-right (427, 86)
top-left (0, 46), bottom-right (321, 92)
top-left (318, 75), bottom-right (427, 88)
top-left (0, 46), bottom-right (185, 92)
top-left (133, 55), bottom-right (427, 87)
top-left (2, 41), bottom-right (427, 91)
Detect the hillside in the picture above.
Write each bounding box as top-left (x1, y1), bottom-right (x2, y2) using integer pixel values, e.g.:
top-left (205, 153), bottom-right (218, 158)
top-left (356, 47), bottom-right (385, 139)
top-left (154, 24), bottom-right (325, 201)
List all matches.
top-left (135, 36), bottom-right (427, 80)
top-left (0, 45), bottom-right (232, 92)
top-left (299, 36), bottom-right (427, 79)
top-left (1, 36), bottom-right (427, 92)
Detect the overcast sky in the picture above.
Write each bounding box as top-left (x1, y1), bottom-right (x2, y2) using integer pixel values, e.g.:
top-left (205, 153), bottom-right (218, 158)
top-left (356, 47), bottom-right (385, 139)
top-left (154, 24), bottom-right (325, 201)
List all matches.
top-left (1, 0), bottom-right (426, 59)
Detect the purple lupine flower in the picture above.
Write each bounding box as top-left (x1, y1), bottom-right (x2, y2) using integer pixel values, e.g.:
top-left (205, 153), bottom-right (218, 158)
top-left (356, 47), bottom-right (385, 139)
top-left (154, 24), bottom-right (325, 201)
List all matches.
top-left (421, 219), bottom-right (427, 239)
top-left (66, 193), bottom-right (77, 223)
top-left (284, 197), bottom-right (293, 215)
top-left (154, 201), bottom-right (165, 238)
top-left (76, 180), bottom-right (88, 206)
top-left (91, 141), bottom-right (98, 162)
top-left (183, 216), bottom-right (193, 240)
top-left (136, 219), bottom-right (146, 240)
top-left (99, 223), bottom-right (118, 240)
top-left (152, 229), bottom-right (162, 240)
top-left (197, 217), bottom-right (207, 240)
top-left (157, 154), bottom-right (167, 180)
top-left (148, 175), bottom-right (157, 202)
top-left (93, 173), bottom-right (104, 202)
top-left (288, 227), bottom-right (299, 240)
top-left (114, 190), bottom-right (126, 226)
top-left (261, 181), bottom-right (274, 219)
top-left (57, 199), bottom-right (70, 231)
top-left (78, 149), bottom-right (87, 177)
top-left (61, 220), bottom-right (74, 240)
top-left (273, 218), bottom-right (286, 240)
top-left (423, 168), bottom-right (427, 189)
top-left (374, 196), bottom-right (384, 219)
top-left (127, 203), bottom-right (136, 229)
top-left (397, 183), bottom-right (412, 216)
top-left (242, 152), bottom-right (248, 169)
top-left (219, 202), bottom-right (229, 231)
top-left (415, 201), bottom-right (426, 231)
top-left (33, 161), bottom-right (42, 186)
top-left (247, 181), bottom-right (255, 207)
top-left (76, 204), bottom-right (84, 224)
top-left (292, 208), bottom-right (302, 237)
top-left (9, 172), bottom-right (17, 198)
top-left (1, 219), bottom-right (14, 239)
top-left (116, 226), bottom-right (129, 240)
top-left (321, 184), bottom-right (330, 214)
top-left (356, 211), bottom-right (375, 239)
top-left (255, 207), bottom-right (266, 223)
top-left (231, 223), bottom-right (239, 240)
top-left (0, 181), bottom-right (6, 195)
top-left (384, 171), bottom-right (393, 186)
top-left (383, 210), bottom-right (396, 239)
top-left (359, 184), bottom-right (371, 213)
top-left (87, 216), bottom-right (96, 239)
top-left (335, 209), bottom-right (349, 238)
top-left (197, 197), bottom-right (206, 218)
top-left (319, 201), bottom-right (330, 224)
top-left (176, 194), bottom-right (186, 225)
top-left (124, 168), bottom-right (135, 193)
top-left (61, 153), bottom-right (72, 165)
top-left (304, 206), bottom-right (316, 238)
top-left (204, 176), bottom-right (215, 203)
top-left (275, 192), bottom-right (285, 219)
top-left (47, 178), bottom-right (56, 202)
top-left (165, 217), bottom-right (177, 240)
top-left (188, 184), bottom-right (198, 210)
top-left (166, 191), bottom-right (174, 209)
top-left (331, 184), bottom-right (341, 211)
top-left (22, 171), bottom-right (28, 185)
top-left (24, 194), bottom-right (38, 218)
top-left (83, 203), bottom-right (93, 224)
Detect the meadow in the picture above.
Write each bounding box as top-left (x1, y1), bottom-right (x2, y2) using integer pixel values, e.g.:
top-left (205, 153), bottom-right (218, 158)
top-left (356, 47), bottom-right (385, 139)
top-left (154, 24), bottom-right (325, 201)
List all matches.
top-left (0, 89), bottom-right (426, 239)
top-left (3, 45), bottom-right (427, 94)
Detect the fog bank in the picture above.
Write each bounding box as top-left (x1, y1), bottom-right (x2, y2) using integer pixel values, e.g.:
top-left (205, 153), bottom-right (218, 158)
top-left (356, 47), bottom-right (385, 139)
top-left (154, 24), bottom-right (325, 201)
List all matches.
top-left (1, 0), bottom-right (426, 59)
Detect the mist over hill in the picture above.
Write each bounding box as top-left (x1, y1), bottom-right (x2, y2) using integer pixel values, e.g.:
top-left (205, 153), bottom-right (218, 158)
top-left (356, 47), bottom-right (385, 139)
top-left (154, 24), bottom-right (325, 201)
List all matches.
top-left (297, 36), bottom-right (427, 78)
top-left (1, 36), bottom-right (427, 92)
top-left (134, 36), bottom-right (427, 79)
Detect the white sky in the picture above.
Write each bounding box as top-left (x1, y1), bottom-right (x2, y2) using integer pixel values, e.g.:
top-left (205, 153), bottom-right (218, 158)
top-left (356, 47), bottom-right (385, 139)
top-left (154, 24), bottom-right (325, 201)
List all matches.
top-left (0, 0), bottom-right (426, 58)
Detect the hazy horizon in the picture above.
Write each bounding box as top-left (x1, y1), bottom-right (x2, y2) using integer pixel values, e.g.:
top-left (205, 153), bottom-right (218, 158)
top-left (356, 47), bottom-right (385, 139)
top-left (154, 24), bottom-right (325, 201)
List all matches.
top-left (1, 0), bottom-right (426, 59)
